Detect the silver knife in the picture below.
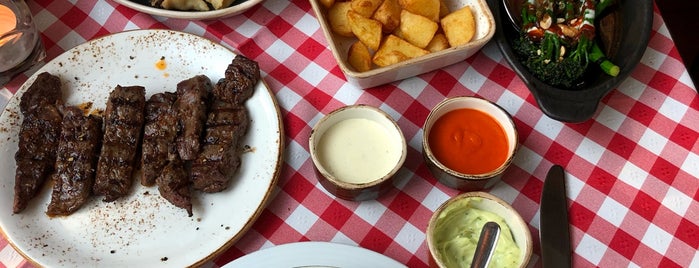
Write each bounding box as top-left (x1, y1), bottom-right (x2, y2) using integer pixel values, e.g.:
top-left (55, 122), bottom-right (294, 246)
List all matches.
top-left (540, 164), bottom-right (572, 268)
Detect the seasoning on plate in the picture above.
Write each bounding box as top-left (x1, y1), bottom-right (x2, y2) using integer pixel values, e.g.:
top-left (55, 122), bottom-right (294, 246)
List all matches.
top-left (428, 108), bottom-right (508, 174)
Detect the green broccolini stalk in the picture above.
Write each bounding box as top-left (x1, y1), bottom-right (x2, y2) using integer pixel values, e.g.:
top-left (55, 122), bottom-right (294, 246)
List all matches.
top-left (513, 0), bottom-right (619, 88)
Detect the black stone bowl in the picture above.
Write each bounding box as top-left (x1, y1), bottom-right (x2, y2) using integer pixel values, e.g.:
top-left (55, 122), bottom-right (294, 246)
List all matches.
top-left (487, 0), bottom-right (653, 123)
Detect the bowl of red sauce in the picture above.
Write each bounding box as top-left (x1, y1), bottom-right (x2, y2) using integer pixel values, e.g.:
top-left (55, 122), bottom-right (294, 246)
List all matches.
top-left (422, 96), bottom-right (518, 191)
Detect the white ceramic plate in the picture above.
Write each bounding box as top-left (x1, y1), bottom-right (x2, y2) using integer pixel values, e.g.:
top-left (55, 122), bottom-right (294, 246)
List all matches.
top-left (0, 29), bottom-right (283, 267)
top-left (112, 0), bottom-right (264, 20)
top-left (224, 241), bottom-right (407, 267)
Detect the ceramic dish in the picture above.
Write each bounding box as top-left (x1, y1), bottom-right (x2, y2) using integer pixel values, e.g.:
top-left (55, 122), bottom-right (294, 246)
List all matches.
top-left (310, 0), bottom-right (495, 88)
top-left (0, 29), bottom-right (283, 267)
top-left (223, 241), bottom-right (407, 267)
top-left (112, 0), bottom-right (264, 20)
top-left (489, 0), bottom-right (653, 122)
top-left (309, 105), bottom-right (406, 201)
top-left (426, 191), bottom-right (532, 268)
top-left (422, 96), bottom-right (518, 191)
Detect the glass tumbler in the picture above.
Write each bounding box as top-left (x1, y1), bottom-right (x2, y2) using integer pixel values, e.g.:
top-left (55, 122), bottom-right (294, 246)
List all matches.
top-left (0, 0), bottom-right (45, 85)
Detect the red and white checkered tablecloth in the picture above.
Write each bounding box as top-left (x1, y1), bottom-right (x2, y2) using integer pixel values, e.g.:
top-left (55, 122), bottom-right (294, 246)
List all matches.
top-left (2, 0), bottom-right (698, 267)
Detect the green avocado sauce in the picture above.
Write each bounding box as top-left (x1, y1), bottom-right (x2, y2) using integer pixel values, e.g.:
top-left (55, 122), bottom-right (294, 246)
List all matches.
top-left (433, 198), bottom-right (521, 268)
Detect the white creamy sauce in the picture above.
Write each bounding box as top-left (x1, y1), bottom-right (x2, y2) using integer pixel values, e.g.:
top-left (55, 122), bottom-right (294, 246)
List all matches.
top-left (317, 118), bottom-right (400, 184)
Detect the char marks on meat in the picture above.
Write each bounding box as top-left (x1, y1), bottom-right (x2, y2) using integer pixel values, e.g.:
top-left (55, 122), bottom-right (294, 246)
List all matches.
top-left (212, 55), bottom-right (259, 105)
top-left (191, 56), bottom-right (259, 193)
top-left (175, 75), bottom-right (211, 160)
top-left (157, 158), bottom-right (192, 216)
top-left (190, 101), bottom-right (249, 192)
top-left (13, 72), bottom-right (63, 214)
top-left (93, 85), bottom-right (146, 202)
top-left (141, 92), bottom-right (178, 186)
top-left (46, 106), bottom-right (103, 217)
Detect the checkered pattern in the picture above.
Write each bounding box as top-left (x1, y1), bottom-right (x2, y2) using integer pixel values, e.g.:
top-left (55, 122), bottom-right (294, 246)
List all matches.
top-left (2, 0), bottom-right (698, 267)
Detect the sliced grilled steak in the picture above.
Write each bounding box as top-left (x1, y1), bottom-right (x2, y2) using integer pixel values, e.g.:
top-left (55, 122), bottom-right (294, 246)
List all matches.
top-left (157, 158), bottom-right (192, 216)
top-left (212, 55), bottom-right (260, 105)
top-left (13, 72), bottom-right (63, 214)
top-left (190, 100), bottom-right (249, 192)
top-left (19, 72), bottom-right (62, 114)
top-left (141, 92), bottom-right (178, 186)
top-left (46, 106), bottom-right (103, 217)
top-left (175, 75), bottom-right (211, 160)
top-left (93, 85), bottom-right (146, 202)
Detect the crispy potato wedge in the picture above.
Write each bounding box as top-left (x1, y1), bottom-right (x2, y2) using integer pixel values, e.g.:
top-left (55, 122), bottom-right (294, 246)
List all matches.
top-left (348, 10), bottom-right (383, 51)
top-left (398, 0), bottom-right (439, 22)
top-left (373, 50), bottom-right (410, 67)
top-left (328, 2), bottom-right (354, 37)
top-left (372, 0), bottom-right (401, 33)
top-left (350, 0), bottom-right (383, 18)
top-left (319, 0), bottom-right (335, 9)
top-left (348, 41), bottom-right (373, 72)
top-left (441, 6), bottom-right (476, 47)
top-left (425, 32), bottom-right (450, 52)
top-left (394, 10), bottom-right (438, 48)
top-left (373, 34), bottom-right (429, 67)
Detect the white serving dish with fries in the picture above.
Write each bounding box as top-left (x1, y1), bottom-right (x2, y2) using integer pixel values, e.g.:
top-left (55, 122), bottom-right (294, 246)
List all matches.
top-left (310, 0), bottom-right (495, 88)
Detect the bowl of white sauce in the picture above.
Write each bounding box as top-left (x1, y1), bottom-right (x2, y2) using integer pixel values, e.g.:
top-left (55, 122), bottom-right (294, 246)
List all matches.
top-left (309, 105), bottom-right (407, 201)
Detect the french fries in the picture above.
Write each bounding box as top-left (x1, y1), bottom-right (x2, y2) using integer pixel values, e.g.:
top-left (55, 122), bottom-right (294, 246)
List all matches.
top-left (326, 0), bottom-right (478, 71)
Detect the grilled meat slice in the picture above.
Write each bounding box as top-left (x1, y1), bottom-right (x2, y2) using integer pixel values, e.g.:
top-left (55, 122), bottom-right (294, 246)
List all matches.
top-left (157, 158), bottom-right (192, 216)
top-left (94, 85), bottom-right (146, 202)
top-left (212, 55), bottom-right (260, 105)
top-left (46, 106), bottom-right (103, 217)
top-left (13, 72), bottom-right (63, 214)
top-left (175, 75), bottom-right (211, 160)
top-left (141, 92), bottom-right (178, 186)
top-left (190, 101), bottom-right (249, 192)
top-left (19, 72), bottom-right (62, 114)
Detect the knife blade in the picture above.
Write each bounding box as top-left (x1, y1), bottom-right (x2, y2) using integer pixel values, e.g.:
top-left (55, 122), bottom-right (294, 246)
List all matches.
top-left (540, 164), bottom-right (571, 268)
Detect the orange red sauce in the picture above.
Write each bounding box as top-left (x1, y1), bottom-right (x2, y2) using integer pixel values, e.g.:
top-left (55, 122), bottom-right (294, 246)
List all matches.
top-left (428, 108), bottom-right (508, 174)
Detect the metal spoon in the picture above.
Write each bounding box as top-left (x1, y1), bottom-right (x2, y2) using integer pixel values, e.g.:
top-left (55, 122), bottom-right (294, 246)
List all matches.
top-left (470, 221), bottom-right (501, 268)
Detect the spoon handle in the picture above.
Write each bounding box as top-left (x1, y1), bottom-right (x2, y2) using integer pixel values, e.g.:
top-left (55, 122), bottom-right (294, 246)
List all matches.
top-left (471, 221), bottom-right (501, 268)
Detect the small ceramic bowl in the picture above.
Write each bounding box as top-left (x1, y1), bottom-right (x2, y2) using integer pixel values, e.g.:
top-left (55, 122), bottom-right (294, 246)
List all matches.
top-left (309, 0), bottom-right (495, 88)
top-left (422, 96), bottom-right (517, 191)
top-left (426, 191), bottom-right (532, 268)
top-left (309, 105), bottom-right (407, 201)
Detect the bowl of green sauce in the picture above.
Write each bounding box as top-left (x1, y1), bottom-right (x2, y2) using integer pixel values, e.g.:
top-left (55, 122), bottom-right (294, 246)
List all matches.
top-left (426, 191), bottom-right (532, 268)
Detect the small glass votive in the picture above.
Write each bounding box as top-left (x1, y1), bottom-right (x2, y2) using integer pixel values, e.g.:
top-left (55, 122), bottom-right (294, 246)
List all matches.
top-left (0, 0), bottom-right (45, 85)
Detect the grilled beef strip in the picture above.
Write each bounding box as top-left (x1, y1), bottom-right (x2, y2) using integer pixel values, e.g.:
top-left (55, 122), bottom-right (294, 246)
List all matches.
top-left (141, 92), bottom-right (178, 186)
top-left (93, 85), bottom-right (146, 202)
top-left (212, 55), bottom-right (259, 105)
top-left (157, 158), bottom-right (193, 216)
top-left (46, 106), bottom-right (103, 217)
top-left (13, 72), bottom-right (63, 214)
top-left (190, 101), bottom-right (249, 192)
top-left (19, 72), bottom-right (62, 114)
top-left (175, 75), bottom-right (212, 160)
top-left (190, 56), bottom-right (259, 193)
